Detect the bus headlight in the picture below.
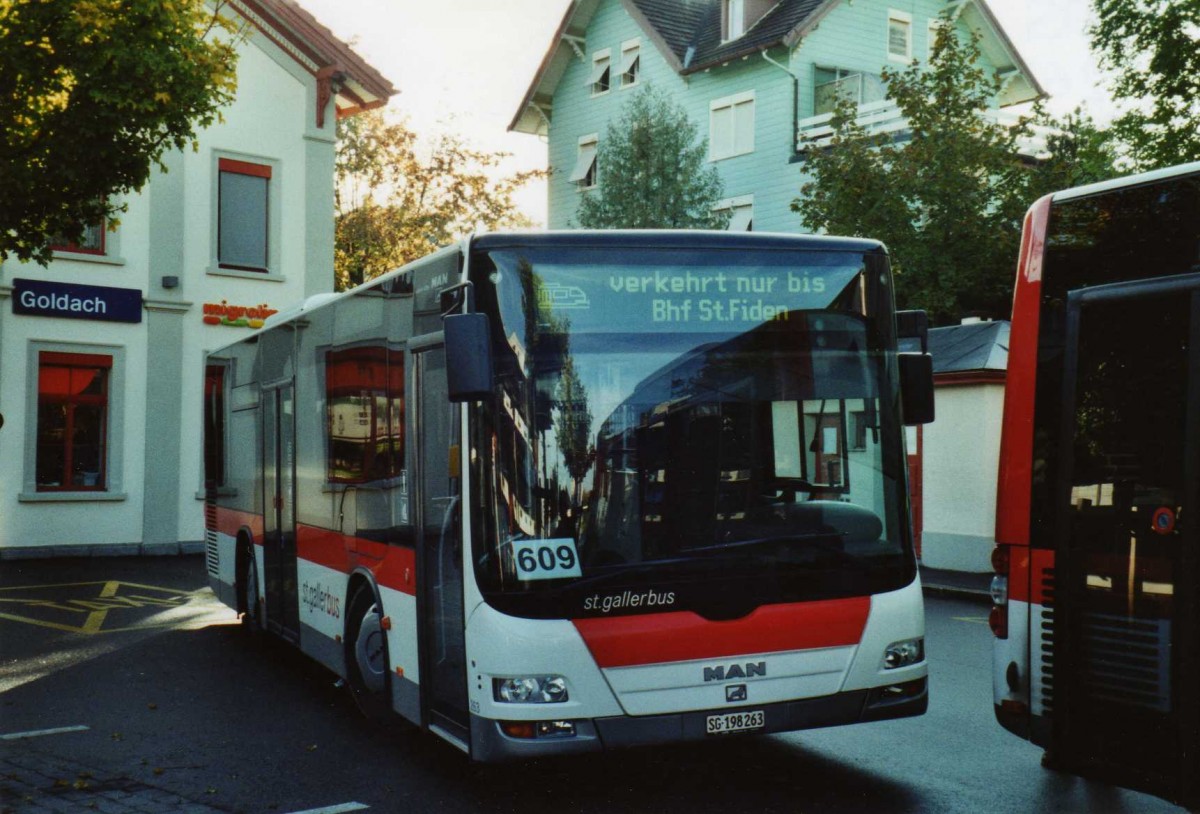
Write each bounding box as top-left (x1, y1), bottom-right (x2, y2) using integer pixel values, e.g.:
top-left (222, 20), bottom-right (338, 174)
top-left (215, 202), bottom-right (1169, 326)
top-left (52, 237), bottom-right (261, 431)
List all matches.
top-left (493, 675), bottom-right (569, 703)
top-left (884, 638), bottom-right (924, 669)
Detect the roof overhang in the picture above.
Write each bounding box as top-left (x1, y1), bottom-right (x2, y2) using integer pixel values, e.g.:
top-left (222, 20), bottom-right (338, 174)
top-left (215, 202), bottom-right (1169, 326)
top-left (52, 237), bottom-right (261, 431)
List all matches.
top-left (510, 0), bottom-right (604, 136)
top-left (950, 0), bottom-right (1046, 107)
top-left (231, 0), bottom-right (397, 120)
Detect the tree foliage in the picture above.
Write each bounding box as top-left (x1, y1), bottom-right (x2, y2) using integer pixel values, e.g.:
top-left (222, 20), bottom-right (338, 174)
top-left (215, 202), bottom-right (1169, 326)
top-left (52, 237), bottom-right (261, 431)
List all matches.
top-left (1090, 0), bottom-right (1200, 170)
top-left (0, 0), bottom-right (240, 264)
top-left (335, 111), bottom-right (543, 290)
top-left (792, 26), bottom-right (1117, 323)
top-left (576, 85), bottom-right (728, 229)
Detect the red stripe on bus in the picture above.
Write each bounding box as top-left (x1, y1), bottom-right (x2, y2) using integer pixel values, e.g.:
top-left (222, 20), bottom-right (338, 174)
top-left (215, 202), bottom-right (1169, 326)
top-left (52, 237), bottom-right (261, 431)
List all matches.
top-left (212, 506), bottom-right (263, 540)
top-left (1008, 546), bottom-right (1055, 605)
top-left (573, 597), bottom-right (871, 668)
top-left (295, 524), bottom-right (416, 596)
top-left (996, 194), bottom-right (1053, 548)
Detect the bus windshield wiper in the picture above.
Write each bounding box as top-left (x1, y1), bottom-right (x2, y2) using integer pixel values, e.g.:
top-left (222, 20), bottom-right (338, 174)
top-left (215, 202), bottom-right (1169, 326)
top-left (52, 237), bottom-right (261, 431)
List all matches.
top-left (688, 534), bottom-right (867, 568)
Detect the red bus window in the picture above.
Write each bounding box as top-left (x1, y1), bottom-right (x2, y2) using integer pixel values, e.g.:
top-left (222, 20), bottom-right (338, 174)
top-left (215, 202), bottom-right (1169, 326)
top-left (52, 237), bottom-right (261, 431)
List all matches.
top-left (326, 347), bottom-right (405, 483)
top-left (36, 352), bottom-right (112, 491)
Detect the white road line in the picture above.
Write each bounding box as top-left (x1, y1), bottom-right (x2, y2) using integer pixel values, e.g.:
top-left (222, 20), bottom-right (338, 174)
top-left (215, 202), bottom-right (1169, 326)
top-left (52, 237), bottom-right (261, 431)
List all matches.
top-left (282, 804), bottom-right (369, 814)
top-left (1, 725), bottom-right (91, 740)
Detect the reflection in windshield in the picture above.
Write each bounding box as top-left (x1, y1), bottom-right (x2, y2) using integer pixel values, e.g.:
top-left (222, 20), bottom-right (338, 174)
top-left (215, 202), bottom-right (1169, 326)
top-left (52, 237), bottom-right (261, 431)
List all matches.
top-left (470, 247), bottom-right (910, 614)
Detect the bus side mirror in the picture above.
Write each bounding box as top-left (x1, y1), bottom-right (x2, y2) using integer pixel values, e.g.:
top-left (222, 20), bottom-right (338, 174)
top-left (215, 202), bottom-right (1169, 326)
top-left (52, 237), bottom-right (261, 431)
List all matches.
top-left (899, 352), bottom-right (934, 425)
top-left (896, 310), bottom-right (929, 353)
top-left (444, 313), bottom-right (494, 402)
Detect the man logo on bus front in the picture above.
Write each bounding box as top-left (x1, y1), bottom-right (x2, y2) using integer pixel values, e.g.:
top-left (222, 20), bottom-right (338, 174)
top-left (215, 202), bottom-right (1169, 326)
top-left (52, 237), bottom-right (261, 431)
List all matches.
top-left (703, 662), bottom-right (766, 682)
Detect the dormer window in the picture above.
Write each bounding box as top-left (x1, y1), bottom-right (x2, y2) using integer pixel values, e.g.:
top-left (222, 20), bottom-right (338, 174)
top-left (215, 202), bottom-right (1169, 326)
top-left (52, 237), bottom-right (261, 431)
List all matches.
top-left (723, 0), bottom-right (745, 41)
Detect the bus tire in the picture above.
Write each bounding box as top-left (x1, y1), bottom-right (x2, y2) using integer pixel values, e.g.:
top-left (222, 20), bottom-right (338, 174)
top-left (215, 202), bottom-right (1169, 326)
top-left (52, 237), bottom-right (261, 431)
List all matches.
top-left (240, 543), bottom-right (263, 635)
top-left (346, 581), bottom-right (390, 719)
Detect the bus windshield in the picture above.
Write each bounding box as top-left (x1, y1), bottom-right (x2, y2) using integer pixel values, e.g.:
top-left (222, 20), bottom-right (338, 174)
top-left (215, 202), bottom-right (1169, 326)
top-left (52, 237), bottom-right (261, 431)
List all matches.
top-left (467, 242), bottom-right (913, 620)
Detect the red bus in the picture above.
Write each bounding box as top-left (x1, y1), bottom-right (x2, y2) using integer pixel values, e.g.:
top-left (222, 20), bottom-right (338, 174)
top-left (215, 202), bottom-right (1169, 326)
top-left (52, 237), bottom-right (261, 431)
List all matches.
top-left (992, 162), bottom-right (1200, 805)
top-left (204, 230), bottom-right (934, 760)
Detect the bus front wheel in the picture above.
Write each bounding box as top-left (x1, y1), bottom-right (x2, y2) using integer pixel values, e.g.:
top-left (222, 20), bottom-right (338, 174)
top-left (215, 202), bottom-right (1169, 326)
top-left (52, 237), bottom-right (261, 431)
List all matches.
top-left (346, 582), bottom-right (390, 718)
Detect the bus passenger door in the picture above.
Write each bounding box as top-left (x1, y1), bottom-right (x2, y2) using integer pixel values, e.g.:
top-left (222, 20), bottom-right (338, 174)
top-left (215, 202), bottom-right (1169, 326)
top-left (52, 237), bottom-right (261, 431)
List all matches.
top-left (414, 345), bottom-right (469, 743)
top-left (263, 383), bottom-right (300, 641)
top-left (1055, 277), bottom-right (1200, 805)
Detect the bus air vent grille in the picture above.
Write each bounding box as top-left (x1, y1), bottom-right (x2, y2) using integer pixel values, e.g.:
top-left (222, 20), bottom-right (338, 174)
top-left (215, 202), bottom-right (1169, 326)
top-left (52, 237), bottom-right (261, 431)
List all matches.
top-left (204, 499), bottom-right (219, 577)
top-left (1039, 567), bottom-right (1055, 713)
top-left (1079, 612), bottom-right (1171, 713)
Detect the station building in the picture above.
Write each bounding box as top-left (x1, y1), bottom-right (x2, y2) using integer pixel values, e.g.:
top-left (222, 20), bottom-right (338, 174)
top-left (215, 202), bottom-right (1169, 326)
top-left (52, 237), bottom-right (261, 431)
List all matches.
top-left (0, 0), bottom-right (394, 558)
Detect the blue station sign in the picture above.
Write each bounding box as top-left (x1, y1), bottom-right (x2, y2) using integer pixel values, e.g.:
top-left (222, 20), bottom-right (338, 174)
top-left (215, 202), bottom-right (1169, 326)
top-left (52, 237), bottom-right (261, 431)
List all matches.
top-left (12, 278), bottom-right (143, 324)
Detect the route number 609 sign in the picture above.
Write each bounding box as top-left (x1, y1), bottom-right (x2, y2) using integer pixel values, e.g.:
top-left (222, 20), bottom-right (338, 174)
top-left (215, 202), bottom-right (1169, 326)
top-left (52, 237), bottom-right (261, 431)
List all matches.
top-left (512, 538), bottom-right (583, 581)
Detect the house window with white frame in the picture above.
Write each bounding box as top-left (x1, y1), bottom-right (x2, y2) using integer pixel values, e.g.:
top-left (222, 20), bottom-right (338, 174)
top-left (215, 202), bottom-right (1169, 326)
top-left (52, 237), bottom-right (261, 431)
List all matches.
top-left (588, 50), bottom-right (611, 96)
top-left (619, 40), bottom-right (640, 88)
top-left (723, 0), bottom-right (746, 40)
top-left (710, 91), bottom-right (755, 161)
top-left (888, 10), bottom-right (912, 62)
top-left (569, 135), bottom-right (599, 190)
top-left (714, 195), bottom-right (754, 231)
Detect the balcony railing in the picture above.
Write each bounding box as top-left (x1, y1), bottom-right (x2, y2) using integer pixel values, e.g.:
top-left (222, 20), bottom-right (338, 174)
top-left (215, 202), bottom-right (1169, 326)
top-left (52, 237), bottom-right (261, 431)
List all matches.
top-left (797, 99), bottom-right (1052, 159)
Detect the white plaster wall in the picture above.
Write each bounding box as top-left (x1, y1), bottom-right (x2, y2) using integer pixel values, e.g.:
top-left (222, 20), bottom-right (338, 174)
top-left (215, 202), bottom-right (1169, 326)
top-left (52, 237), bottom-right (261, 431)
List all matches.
top-left (920, 382), bottom-right (1005, 572)
top-left (0, 22), bottom-right (333, 554)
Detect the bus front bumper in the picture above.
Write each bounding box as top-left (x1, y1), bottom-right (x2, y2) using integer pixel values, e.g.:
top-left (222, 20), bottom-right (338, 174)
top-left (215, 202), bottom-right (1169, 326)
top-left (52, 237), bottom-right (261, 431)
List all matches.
top-left (469, 677), bottom-right (927, 762)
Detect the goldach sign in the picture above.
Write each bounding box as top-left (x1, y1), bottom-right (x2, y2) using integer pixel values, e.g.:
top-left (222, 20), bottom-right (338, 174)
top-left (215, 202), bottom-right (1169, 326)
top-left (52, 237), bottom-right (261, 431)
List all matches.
top-left (13, 278), bottom-right (143, 324)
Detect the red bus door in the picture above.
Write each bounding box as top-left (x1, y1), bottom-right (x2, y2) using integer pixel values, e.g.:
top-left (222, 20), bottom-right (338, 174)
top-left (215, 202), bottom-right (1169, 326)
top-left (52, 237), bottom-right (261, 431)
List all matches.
top-left (1053, 276), bottom-right (1200, 805)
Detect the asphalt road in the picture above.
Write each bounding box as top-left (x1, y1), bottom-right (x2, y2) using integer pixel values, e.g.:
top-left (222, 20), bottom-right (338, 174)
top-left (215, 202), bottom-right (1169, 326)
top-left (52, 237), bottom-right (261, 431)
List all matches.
top-left (0, 556), bottom-right (1186, 813)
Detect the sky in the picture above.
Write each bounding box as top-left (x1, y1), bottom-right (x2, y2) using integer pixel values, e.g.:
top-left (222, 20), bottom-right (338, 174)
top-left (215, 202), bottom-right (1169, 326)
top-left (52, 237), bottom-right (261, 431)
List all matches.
top-left (297, 0), bottom-right (1116, 226)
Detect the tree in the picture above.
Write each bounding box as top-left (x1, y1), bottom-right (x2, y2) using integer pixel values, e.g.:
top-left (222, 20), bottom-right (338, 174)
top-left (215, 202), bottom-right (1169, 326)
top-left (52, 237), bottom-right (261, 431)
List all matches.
top-left (1090, 0), bottom-right (1200, 170)
top-left (1026, 105), bottom-right (1119, 193)
top-left (576, 85), bottom-right (728, 229)
top-left (1, 0), bottom-right (240, 264)
top-left (335, 111), bottom-right (543, 290)
top-left (794, 26), bottom-right (1037, 322)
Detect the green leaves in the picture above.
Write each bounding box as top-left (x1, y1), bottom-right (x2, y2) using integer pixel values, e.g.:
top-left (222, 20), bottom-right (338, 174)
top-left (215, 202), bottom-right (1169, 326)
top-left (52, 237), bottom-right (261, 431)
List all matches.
top-left (575, 85), bottom-right (727, 230)
top-left (0, 0), bottom-right (240, 264)
top-left (334, 111), bottom-right (544, 291)
top-left (1090, 0), bottom-right (1200, 170)
top-left (792, 23), bottom-right (1117, 324)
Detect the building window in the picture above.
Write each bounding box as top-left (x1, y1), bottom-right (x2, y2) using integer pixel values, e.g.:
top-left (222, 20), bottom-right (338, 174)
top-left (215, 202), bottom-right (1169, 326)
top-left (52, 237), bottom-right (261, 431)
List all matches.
top-left (35, 352), bottom-right (111, 491)
top-left (714, 195), bottom-right (754, 231)
top-left (710, 91), bottom-right (755, 161)
top-left (588, 50), bottom-right (611, 96)
top-left (218, 158), bottom-right (271, 272)
top-left (723, 0), bottom-right (745, 40)
top-left (570, 135), bottom-right (599, 190)
top-left (888, 11), bottom-right (913, 62)
top-left (50, 220), bottom-right (105, 256)
top-left (326, 347), bottom-right (405, 484)
top-left (619, 40), bottom-right (640, 88)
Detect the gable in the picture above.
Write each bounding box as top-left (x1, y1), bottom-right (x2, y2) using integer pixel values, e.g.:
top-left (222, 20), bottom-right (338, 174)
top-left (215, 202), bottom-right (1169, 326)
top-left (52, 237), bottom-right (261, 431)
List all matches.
top-left (229, 0), bottom-right (396, 125)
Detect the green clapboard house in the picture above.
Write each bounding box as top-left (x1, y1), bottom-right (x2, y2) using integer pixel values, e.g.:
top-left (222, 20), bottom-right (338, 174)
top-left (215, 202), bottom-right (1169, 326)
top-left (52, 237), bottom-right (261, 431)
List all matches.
top-left (510, 0), bottom-right (1046, 231)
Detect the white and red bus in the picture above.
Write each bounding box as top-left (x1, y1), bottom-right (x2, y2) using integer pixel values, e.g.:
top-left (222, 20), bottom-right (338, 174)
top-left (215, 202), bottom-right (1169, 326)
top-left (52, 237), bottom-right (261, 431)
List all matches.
top-left (203, 230), bottom-right (932, 760)
top-left (992, 162), bottom-right (1200, 805)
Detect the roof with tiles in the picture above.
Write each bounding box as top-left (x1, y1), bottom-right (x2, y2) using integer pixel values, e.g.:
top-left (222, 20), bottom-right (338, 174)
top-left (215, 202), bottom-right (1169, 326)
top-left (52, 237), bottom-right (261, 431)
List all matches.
top-left (627, 0), bottom-right (833, 73)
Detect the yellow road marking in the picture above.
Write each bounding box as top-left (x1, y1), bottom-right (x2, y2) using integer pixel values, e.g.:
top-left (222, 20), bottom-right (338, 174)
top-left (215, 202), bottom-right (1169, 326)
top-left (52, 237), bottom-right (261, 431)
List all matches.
top-left (0, 581), bottom-right (200, 635)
